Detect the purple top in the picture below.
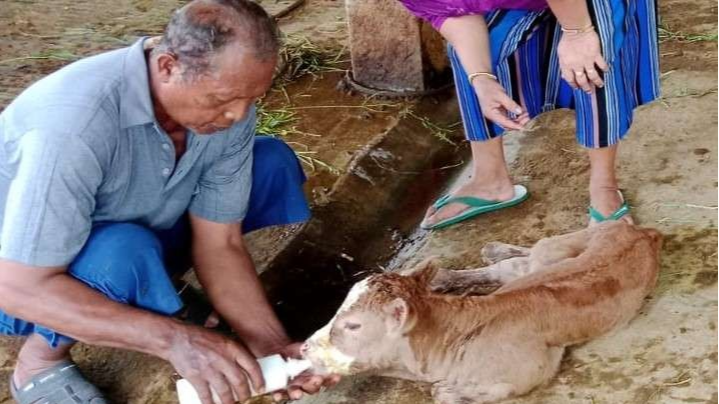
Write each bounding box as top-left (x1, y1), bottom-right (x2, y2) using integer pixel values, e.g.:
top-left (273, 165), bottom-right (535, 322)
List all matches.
top-left (399, 0), bottom-right (548, 30)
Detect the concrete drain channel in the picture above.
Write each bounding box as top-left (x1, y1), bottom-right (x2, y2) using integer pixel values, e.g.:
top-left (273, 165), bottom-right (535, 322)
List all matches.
top-left (259, 95), bottom-right (469, 340)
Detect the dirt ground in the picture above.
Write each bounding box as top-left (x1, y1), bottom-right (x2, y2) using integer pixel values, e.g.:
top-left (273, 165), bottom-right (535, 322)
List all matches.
top-left (0, 0), bottom-right (717, 403)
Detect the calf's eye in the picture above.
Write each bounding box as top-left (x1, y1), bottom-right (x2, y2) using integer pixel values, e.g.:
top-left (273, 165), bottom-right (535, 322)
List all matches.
top-left (344, 322), bottom-right (362, 331)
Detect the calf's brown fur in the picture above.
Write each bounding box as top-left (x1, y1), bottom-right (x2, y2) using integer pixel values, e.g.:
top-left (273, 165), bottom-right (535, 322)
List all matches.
top-left (304, 222), bottom-right (662, 404)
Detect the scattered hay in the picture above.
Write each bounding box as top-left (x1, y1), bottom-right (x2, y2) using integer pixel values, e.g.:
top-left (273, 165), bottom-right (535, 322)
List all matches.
top-left (401, 110), bottom-right (462, 146)
top-left (286, 102), bottom-right (399, 113)
top-left (294, 150), bottom-right (341, 175)
top-left (641, 370), bottom-right (694, 403)
top-left (256, 104), bottom-right (340, 175)
top-left (256, 105), bottom-right (298, 138)
top-left (277, 34), bottom-right (346, 81)
top-left (658, 25), bottom-right (718, 43)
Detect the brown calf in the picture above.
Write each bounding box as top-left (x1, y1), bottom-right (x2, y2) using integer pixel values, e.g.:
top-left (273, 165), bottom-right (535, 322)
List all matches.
top-left (303, 222), bottom-right (662, 404)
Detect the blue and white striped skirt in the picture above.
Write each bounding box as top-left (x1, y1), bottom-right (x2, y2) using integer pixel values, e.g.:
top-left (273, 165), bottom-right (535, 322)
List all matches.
top-left (449, 0), bottom-right (660, 148)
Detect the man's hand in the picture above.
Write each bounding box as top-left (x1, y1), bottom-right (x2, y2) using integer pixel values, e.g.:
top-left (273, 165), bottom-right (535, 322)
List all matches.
top-left (166, 323), bottom-right (264, 404)
top-left (271, 342), bottom-right (342, 402)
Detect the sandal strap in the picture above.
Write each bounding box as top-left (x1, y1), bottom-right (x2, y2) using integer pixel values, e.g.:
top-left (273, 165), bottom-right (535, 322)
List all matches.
top-left (434, 195), bottom-right (499, 210)
top-left (11, 360), bottom-right (107, 404)
top-left (588, 202), bottom-right (630, 222)
top-left (431, 194), bottom-right (451, 209)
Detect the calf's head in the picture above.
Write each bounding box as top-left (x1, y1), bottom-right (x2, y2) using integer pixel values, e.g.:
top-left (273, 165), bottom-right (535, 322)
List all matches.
top-left (303, 258), bottom-right (439, 375)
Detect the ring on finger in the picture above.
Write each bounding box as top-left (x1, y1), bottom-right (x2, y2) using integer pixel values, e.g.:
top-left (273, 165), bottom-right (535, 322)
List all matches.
top-left (574, 71), bottom-right (585, 77)
top-left (586, 68), bottom-right (596, 74)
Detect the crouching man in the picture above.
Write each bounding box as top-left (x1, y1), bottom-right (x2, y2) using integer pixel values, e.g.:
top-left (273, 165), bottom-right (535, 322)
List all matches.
top-left (0, 1), bottom-right (334, 403)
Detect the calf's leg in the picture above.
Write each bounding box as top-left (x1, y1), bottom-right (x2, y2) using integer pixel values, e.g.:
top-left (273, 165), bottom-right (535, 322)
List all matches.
top-left (430, 257), bottom-right (530, 295)
top-left (431, 345), bottom-right (564, 404)
top-left (481, 242), bottom-right (531, 265)
top-left (432, 381), bottom-right (515, 404)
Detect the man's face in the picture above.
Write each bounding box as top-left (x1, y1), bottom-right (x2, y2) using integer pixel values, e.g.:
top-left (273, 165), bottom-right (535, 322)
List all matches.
top-left (154, 46), bottom-right (276, 134)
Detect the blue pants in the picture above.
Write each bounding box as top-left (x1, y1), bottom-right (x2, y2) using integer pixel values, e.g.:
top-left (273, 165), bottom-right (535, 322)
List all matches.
top-left (0, 136), bottom-right (310, 347)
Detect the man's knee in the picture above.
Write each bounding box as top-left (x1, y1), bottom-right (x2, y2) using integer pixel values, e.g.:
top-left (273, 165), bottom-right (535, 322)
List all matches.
top-left (253, 136), bottom-right (303, 177)
top-left (72, 223), bottom-right (163, 273)
top-left (243, 136), bottom-right (310, 233)
top-left (69, 223), bottom-right (181, 314)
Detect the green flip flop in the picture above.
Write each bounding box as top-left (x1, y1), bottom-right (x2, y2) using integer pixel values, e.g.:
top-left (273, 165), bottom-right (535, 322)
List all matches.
top-left (421, 185), bottom-right (529, 230)
top-left (588, 190), bottom-right (631, 223)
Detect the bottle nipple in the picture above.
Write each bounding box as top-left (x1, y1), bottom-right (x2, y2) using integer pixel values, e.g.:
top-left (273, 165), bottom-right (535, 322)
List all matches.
top-left (285, 358), bottom-right (313, 379)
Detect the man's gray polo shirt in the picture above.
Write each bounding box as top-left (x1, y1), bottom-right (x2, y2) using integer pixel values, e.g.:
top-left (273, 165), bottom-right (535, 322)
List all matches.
top-left (0, 38), bottom-right (255, 267)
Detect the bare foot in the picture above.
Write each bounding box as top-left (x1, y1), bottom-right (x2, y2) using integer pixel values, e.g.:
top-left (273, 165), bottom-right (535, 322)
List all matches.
top-left (422, 178), bottom-right (515, 227)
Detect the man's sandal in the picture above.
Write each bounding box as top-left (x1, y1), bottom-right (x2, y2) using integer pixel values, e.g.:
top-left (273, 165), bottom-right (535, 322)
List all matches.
top-left (10, 360), bottom-right (107, 404)
top-left (421, 185), bottom-right (529, 230)
top-left (588, 190), bottom-right (632, 224)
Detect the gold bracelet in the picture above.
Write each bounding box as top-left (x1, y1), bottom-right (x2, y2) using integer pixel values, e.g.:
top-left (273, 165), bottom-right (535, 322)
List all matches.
top-left (468, 72), bottom-right (498, 85)
top-left (561, 23), bottom-right (595, 35)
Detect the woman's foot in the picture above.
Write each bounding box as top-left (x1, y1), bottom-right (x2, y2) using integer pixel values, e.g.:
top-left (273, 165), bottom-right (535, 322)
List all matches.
top-left (587, 144), bottom-right (633, 225)
top-left (423, 177), bottom-right (516, 227)
top-left (589, 186), bottom-right (634, 225)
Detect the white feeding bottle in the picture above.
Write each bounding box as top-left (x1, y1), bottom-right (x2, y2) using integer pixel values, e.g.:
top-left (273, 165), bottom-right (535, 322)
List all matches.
top-left (176, 354), bottom-right (313, 404)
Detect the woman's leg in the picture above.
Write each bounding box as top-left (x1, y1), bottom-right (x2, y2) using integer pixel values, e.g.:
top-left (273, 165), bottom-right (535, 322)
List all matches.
top-left (587, 145), bottom-right (633, 223)
top-left (572, 0), bottom-right (660, 224)
top-left (424, 11), bottom-right (552, 226)
top-left (424, 137), bottom-right (515, 226)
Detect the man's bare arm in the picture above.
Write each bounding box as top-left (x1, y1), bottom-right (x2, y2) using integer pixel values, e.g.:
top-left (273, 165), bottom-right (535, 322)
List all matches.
top-left (189, 214), bottom-right (290, 357)
top-left (0, 259), bottom-right (265, 404)
top-left (190, 215), bottom-right (344, 401)
top-left (0, 260), bottom-right (178, 355)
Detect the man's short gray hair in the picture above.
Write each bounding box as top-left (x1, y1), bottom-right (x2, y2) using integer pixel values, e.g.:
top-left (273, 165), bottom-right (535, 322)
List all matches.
top-left (153, 0), bottom-right (279, 78)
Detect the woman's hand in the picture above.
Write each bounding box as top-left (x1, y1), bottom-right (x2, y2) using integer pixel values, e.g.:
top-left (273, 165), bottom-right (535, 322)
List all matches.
top-left (473, 77), bottom-right (530, 131)
top-left (556, 30), bottom-right (609, 92)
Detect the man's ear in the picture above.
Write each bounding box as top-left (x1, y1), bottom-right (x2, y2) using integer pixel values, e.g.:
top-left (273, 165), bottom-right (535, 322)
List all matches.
top-left (383, 297), bottom-right (416, 335)
top-left (154, 52), bottom-right (179, 82)
top-left (401, 256), bottom-right (440, 285)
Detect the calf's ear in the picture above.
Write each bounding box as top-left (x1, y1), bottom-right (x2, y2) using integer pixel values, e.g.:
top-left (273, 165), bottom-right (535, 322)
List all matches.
top-left (402, 256), bottom-right (440, 285)
top-left (384, 297), bottom-right (416, 335)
